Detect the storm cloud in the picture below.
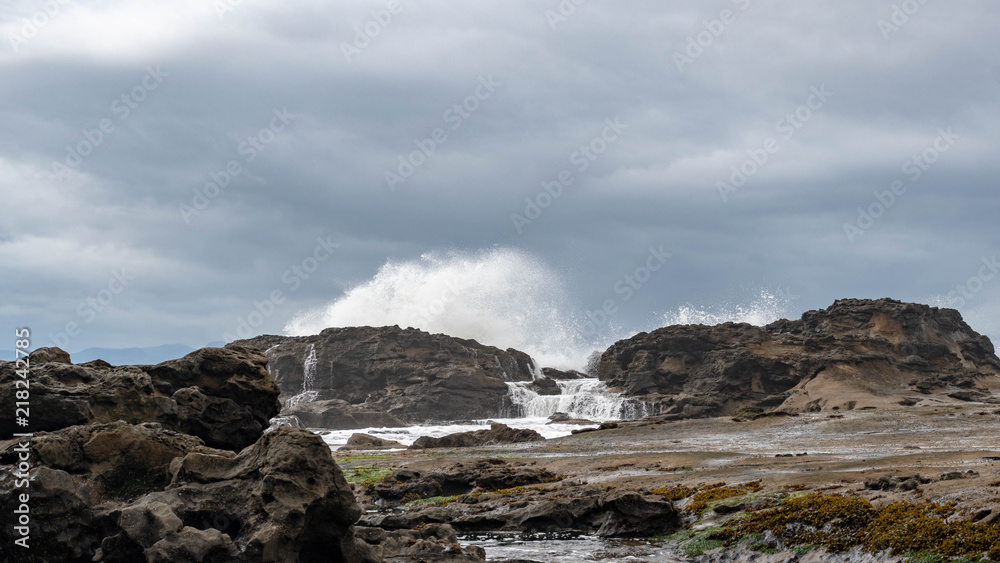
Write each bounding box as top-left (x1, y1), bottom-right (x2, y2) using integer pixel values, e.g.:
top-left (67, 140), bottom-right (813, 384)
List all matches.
top-left (1, 0), bottom-right (998, 358)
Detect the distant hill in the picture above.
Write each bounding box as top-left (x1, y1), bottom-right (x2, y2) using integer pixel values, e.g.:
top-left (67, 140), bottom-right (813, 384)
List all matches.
top-left (1, 342), bottom-right (226, 366)
top-left (72, 343), bottom-right (226, 365)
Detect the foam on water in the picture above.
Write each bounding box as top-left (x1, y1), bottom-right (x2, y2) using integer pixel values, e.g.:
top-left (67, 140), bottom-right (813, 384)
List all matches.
top-left (285, 248), bottom-right (589, 369)
top-left (316, 418), bottom-right (599, 449)
top-left (506, 379), bottom-right (654, 420)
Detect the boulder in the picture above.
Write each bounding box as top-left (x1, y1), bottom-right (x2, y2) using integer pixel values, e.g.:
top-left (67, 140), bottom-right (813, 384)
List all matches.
top-left (542, 367), bottom-right (586, 380)
top-left (598, 299), bottom-right (1000, 418)
top-left (0, 346), bottom-right (280, 451)
top-left (409, 423), bottom-right (544, 449)
top-left (232, 326), bottom-right (538, 427)
top-left (528, 377), bottom-right (560, 396)
top-left (371, 459), bottom-right (559, 503)
top-left (283, 399), bottom-right (405, 430)
top-left (365, 482), bottom-right (682, 539)
top-left (28, 346), bottom-right (72, 364)
top-left (0, 346), bottom-right (392, 563)
top-left (357, 524), bottom-right (485, 562)
top-left (340, 433), bottom-right (405, 451)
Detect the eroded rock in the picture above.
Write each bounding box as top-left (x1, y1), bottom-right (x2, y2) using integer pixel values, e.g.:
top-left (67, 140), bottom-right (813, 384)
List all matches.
top-left (599, 299), bottom-right (1000, 419)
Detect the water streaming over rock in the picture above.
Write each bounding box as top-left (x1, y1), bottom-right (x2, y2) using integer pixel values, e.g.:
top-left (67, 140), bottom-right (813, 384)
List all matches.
top-left (284, 344), bottom-right (318, 409)
top-left (506, 379), bottom-right (654, 421)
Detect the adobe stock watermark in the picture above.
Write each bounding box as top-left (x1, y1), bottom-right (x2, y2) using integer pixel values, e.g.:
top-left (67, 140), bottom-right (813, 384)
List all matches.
top-left (341, 0), bottom-right (406, 63)
top-left (716, 85), bottom-right (833, 202)
top-left (580, 245), bottom-right (672, 337)
top-left (878, 0), bottom-right (933, 41)
top-left (545, 0), bottom-right (588, 31)
top-left (179, 107), bottom-right (297, 223)
top-left (6, 0), bottom-right (73, 53)
top-left (51, 65), bottom-right (168, 180)
top-left (843, 127), bottom-right (959, 243)
top-left (673, 0), bottom-right (751, 73)
top-left (385, 75), bottom-right (501, 192)
top-left (224, 235), bottom-right (340, 340)
top-left (939, 255), bottom-right (1000, 309)
top-left (47, 267), bottom-right (138, 349)
top-left (512, 117), bottom-right (629, 234)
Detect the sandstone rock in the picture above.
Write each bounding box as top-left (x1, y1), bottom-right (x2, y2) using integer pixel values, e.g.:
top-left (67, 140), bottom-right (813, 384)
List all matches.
top-left (0, 345), bottom-right (385, 563)
top-left (598, 299), bottom-right (1000, 418)
top-left (283, 399), bottom-right (405, 430)
top-left (0, 346), bottom-right (280, 451)
top-left (528, 376), bottom-right (560, 396)
top-left (340, 433), bottom-right (405, 451)
top-left (409, 423), bottom-right (544, 449)
top-left (358, 523), bottom-right (485, 562)
top-left (28, 346), bottom-right (72, 364)
top-left (371, 459), bottom-right (559, 503)
top-left (863, 474), bottom-right (931, 491)
top-left (233, 326), bottom-right (538, 427)
top-left (365, 481), bottom-right (681, 539)
top-left (542, 367), bottom-right (587, 380)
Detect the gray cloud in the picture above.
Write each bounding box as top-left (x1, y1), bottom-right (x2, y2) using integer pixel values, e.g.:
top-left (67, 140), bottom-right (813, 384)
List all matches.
top-left (1, 0), bottom-right (998, 355)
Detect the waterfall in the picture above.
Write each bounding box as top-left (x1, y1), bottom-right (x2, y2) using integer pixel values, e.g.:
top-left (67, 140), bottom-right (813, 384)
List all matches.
top-left (285, 344), bottom-right (319, 408)
top-left (506, 378), bottom-right (654, 421)
top-left (529, 359), bottom-right (544, 381)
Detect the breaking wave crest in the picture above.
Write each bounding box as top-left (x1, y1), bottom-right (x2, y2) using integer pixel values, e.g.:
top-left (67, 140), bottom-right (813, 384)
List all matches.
top-left (661, 289), bottom-right (794, 327)
top-left (284, 248), bottom-right (587, 369)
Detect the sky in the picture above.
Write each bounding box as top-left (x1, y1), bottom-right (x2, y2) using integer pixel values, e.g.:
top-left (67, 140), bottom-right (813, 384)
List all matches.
top-left (1, 0), bottom-right (998, 365)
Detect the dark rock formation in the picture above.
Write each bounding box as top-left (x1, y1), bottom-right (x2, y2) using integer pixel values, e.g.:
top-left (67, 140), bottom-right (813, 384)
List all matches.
top-left (364, 482), bottom-right (681, 539)
top-left (283, 399), bottom-right (405, 430)
top-left (28, 346), bottom-right (72, 364)
top-left (233, 327), bottom-right (538, 428)
top-left (356, 524), bottom-right (485, 562)
top-left (0, 346), bottom-right (280, 451)
top-left (527, 376), bottom-right (560, 395)
top-left (863, 474), bottom-right (931, 491)
top-left (598, 299), bottom-right (1000, 418)
top-left (541, 367), bottom-right (586, 380)
top-left (370, 459), bottom-right (559, 503)
top-left (340, 433), bottom-right (405, 451)
top-left (409, 423), bottom-right (544, 449)
top-left (1, 347), bottom-right (491, 562)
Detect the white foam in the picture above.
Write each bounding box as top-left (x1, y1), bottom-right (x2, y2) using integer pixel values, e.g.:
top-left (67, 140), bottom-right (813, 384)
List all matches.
top-left (317, 418), bottom-right (597, 449)
top-left (506, 379), bottom-right (653, 420)
top-left (661, 289), bottom-right (794, 327)
top-left (285, 248), bottom-right (588, 369)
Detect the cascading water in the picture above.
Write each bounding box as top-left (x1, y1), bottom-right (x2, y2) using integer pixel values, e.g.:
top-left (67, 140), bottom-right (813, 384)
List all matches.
top-left (506, 379), bottom-right (653, 421)
top-left (284, 344), bottom-right (318, 409)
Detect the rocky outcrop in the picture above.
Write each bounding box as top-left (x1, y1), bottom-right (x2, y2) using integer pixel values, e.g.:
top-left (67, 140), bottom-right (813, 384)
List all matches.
top-left (364, 481), bottom-right (682, 539)
top-left (0, 346), bottom-right (280, 451)
top-left (282, 399), bottom-right (405, 430)
top-left (369, 459), bottom-right (559, 503)
top-left (598, 299), bottom-right (1000, 418)
top-left (355, 524), bottom-right (485, 562)
top-left (233, 326), bottom-right (539, 428)
top-left (341, 433), bottom-right (405, 451)
top-left (1, 347), bottom-right (440, 563)
top-left (409, 423), bottom-right (544, 449)
top-left (0, 425), bottom-right (377, 562)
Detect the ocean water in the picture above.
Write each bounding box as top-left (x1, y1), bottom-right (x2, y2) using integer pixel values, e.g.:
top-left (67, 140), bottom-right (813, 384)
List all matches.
top-left (463, 534), bottom-right (690, 562)
top-left (317, 378), bottom-right (647, 448)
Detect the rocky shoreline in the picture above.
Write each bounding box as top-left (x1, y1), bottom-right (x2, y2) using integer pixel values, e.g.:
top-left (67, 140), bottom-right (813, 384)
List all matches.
top-left (3, 298), bottom-right (1000, 561)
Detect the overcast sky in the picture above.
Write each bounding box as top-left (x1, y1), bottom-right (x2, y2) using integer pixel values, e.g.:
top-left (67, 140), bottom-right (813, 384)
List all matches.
top-left (2, 0), bottom-right (998, 361)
